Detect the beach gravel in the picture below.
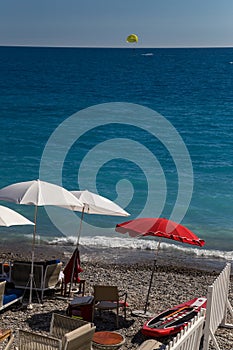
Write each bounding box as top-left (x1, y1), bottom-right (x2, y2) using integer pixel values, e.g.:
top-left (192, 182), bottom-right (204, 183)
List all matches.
top-left (0, 243), bottom-right (232, 349)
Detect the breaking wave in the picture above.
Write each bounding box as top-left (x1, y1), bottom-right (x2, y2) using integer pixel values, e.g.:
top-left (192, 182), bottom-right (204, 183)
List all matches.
top-left (47, 235), bottom-right (232, 261)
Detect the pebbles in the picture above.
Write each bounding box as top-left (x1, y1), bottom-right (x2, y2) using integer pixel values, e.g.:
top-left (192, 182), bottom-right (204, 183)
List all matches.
top-left (0, 244), bottom-right (232, 349)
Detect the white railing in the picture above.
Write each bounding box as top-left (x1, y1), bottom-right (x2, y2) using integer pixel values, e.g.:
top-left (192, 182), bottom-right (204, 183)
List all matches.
top-left (164, 309), bottom-right (205, 350)
top-left (203, 262), bottom-right (233, 350)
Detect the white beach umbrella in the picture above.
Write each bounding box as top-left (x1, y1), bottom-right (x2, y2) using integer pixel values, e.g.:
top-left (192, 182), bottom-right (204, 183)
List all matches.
top-left (0, 179), bottom-right (83, 308)
top-left (69, 190), bottom-right (130, 245)
top-left (0, 205), bottom-right (34, 227)
top-left (61, 189), bottom-right (130, 295)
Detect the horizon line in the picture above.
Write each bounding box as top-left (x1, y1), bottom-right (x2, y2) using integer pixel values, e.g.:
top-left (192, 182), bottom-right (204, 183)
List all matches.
top-left (1, 44), bottom-right (233, 49)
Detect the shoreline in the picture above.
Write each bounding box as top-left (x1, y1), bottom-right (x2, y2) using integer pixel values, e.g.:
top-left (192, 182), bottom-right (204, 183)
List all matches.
top-left (0, 243), bottom-right (232, 349)
top-left (0, 241), bottom-right (231, 274)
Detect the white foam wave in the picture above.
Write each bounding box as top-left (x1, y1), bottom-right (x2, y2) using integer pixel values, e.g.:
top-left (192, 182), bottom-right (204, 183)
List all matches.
top-left (47, 235), bottom-right (233, 261)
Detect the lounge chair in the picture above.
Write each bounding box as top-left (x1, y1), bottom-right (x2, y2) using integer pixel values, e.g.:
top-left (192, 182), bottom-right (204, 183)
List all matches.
top-left (0, 280), bottom-right (23, 312)
top-left (92, 285), bottom-right (128, 328)
top-left (17, 313), bottom-right (96, 350)
top-left (11, 260), bottom-right (62, 301)
top-left (50, 313), bottom-right (90, 338)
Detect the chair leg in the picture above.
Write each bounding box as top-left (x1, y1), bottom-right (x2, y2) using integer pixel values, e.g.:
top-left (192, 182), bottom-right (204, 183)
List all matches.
top-left (116, 307), bottom-right (119, 328)
top-left (124, 305), bottom-right (127, 320)
top-left (92, 304), bottom-right (95, 323)
top-left (4, 333), bottom-right (14, 350)
top-left (41, 290), bottom-right (44, 302)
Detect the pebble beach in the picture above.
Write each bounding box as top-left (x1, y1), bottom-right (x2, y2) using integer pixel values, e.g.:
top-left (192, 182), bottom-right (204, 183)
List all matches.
top-left (0, 242), bottom-right (232, 350)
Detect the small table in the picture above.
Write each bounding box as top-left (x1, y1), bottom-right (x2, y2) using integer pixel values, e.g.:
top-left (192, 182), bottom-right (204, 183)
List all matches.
top-left (92, 331), bottom-right (125, 349)
top-left (0, 329), bottom-right (12, 343)
top-left (67, 295), bottom-right (94, 322)
top-left (61, 278), bottom-right (86, 297)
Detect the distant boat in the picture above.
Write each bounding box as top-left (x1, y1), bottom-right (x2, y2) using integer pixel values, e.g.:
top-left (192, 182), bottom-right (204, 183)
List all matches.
top-left (141, 53), bottom-right (154, 56)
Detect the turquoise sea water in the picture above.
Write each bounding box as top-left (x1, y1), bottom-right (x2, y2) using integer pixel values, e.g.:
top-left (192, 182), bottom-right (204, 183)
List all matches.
top-left (0, 46), bottom-right (232, 262)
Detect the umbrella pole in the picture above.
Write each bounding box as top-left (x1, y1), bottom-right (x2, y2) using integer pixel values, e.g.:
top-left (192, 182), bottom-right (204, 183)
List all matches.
top-left (144, 239), bottom-right (162, 314)
top-left (69, 207), bottom-right (85, 295)
top-left (76, 207), bottom-right (85, 247)
top-left (28, 205), bottom-right (38, 309)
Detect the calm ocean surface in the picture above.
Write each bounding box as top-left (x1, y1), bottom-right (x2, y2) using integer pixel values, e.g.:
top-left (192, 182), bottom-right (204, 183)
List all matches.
top-left (0, 46), bottom-right (232, 262)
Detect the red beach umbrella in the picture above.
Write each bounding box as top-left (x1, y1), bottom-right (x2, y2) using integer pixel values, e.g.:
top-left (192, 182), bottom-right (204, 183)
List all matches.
top-left (116, 217), bottom-right (205, 247)
top-left (116, 217), bottom-right (205, 316)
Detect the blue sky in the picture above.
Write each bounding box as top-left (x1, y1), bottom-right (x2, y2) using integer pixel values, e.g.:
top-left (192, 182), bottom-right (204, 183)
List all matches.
top-left (0, 0), bottom-right (233, 47)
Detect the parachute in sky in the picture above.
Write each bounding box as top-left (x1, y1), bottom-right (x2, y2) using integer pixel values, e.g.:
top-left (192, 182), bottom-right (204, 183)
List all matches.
top-left (126, 34), bottom-right (138, 43)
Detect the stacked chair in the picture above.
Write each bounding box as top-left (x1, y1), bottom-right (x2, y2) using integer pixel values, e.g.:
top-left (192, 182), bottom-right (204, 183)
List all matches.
top-left (16, 313), bottom-right (96, 350)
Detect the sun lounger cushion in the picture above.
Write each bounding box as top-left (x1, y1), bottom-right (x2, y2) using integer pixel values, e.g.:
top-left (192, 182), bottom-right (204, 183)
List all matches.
top-left (46, 259), bottom-right (61, 265)
top-left (2, 290), bottom-right (23, 305)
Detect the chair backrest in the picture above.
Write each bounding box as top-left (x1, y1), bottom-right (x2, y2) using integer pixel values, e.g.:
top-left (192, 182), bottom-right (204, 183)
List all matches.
top-left (93, 285), bottom-right (119, 302)
top-left (18, 329), bottom-right (61, 350)
top-left (12, 261), bottom-right (62, 292)
top-left (50, 313), bottom-right (89, 339)
top-left (11, 262), bottom-right (44, 289)
top-left (63, 324), bottom-right (96, 350)
top-left (43, 262), bottom-right (63, 289)
top-left (0, 280), bottom-right (6, 308)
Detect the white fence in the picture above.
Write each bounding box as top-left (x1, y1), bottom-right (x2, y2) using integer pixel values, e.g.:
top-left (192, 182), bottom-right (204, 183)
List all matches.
top-left (203, 262), bottom-right (233, 350)
top-left (164, 309), bottom-right (205, 350)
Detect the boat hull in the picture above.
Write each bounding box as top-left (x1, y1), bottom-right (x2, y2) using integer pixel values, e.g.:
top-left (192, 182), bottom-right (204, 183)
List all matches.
top-left (141, 297), bottom-right (207, 337)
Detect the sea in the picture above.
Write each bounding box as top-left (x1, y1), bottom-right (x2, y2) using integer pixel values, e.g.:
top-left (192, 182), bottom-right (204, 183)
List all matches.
top-left (0, 46), bottom-right (232, 267)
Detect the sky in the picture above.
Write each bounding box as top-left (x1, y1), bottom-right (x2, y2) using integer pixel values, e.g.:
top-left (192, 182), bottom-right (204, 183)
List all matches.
top-left (0, 0), bottom-right (233, 48)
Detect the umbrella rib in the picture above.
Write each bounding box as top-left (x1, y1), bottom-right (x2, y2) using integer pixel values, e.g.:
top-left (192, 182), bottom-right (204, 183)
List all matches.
top-left (19, 181), bottom-right (37, 205)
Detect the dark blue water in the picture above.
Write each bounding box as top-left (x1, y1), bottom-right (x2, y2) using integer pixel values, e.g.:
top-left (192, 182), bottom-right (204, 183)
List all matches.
top-left (0, 46), bottom-right (232, 258)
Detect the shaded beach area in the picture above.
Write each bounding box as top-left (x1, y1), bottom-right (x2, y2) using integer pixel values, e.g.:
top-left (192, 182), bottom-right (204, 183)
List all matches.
top-left (0, 242), bottom-right (232, 349)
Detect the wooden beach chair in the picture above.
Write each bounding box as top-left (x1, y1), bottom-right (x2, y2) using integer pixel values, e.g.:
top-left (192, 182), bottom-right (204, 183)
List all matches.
top-left (17, 313), bottom-right (96, 350)
top-left (92, 285), bottom-right (128, 328)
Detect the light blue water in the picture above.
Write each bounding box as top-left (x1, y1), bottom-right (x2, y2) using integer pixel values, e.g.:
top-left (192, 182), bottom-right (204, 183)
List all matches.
top-left (0, 46), bottom-right (232, 261)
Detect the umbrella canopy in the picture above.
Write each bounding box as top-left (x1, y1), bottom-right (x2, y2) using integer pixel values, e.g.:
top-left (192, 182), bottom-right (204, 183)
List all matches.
top-left (0, 179), bottom-right (84, 308)
top-left (0, 179), bottom-right (83, 207)
top-left (116, 217), bottom-right (205, 247)
top-left (69, 189), bottom-right (130, 245)
top-left (70, 190), bottom-right (130, 216)
top-left (0, 205), bottom-right (34, 227)
top-left (116, 217), bottom-right (205, 315)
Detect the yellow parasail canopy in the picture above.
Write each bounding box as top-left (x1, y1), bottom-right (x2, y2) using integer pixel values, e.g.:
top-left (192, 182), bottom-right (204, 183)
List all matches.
top-left (126, 34), bottom-right (138, 43)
